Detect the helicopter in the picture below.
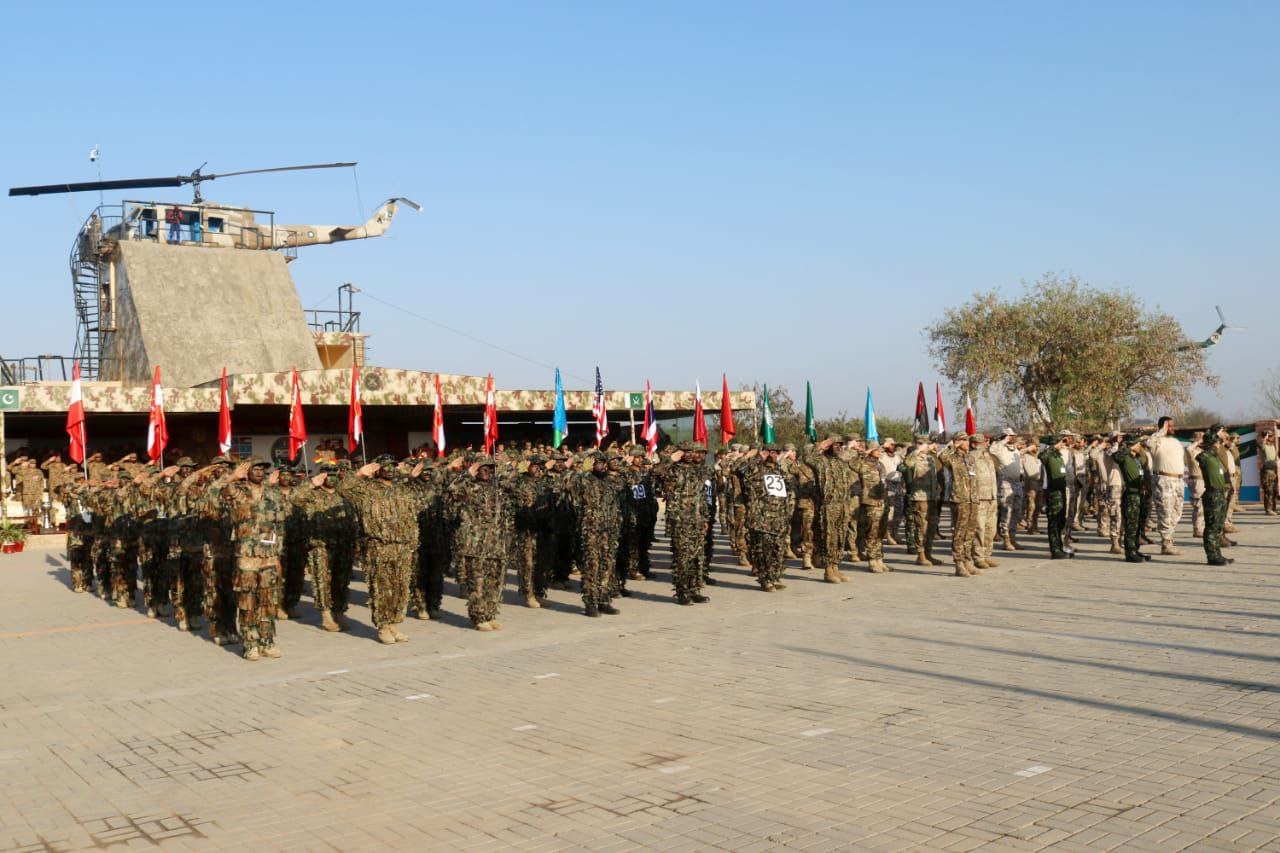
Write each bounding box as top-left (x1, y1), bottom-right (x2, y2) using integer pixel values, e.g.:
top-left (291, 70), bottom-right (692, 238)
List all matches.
top-left (1180, 306), bottom-right (1247, 351)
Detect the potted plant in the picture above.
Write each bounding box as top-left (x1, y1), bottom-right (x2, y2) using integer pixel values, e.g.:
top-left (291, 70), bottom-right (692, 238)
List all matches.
top-left (0, 521), bottom-right (27, 554)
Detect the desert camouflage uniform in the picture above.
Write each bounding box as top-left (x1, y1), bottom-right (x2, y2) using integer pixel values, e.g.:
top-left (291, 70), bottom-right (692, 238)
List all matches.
top-left (903, 446), bottom-right (940, 562)
top-left (938, 446), bottom-right (978, 574)
top-left (189, 472), bottom-right (237, 640)
top-left (969, 445), bottom-right (999, 566)
top-left (855, 454), bottom-right (886, 567)
top-left (785, 454), bottom-right (818, 567)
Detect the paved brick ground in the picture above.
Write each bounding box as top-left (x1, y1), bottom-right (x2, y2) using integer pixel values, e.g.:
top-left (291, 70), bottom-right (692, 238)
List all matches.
top-left (1, 510), bottom-right (1278, 851)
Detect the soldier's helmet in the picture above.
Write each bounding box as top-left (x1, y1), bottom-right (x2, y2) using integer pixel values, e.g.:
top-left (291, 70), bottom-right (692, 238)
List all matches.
top-left (1125, 433), bottom-right (1143, 446)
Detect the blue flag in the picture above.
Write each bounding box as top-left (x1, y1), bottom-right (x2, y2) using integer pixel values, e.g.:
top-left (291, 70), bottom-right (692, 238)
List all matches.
top-left (864, 387), bottom-right (879, 443)
top-left (552, 368), bottom-right (568, 448)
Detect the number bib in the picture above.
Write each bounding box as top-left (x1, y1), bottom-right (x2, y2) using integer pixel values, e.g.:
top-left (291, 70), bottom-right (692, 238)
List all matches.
top-left (764, 473), bottom-right (788, 497)
top-left (704, 480), bottom-right (714, 505)
top-left (631, 484), bottom-right (647, 500)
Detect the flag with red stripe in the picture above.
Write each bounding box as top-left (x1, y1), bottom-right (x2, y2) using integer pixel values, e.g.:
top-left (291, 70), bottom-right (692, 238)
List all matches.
top-left (433, 373), bottom-right (447, 457)
top-left (347, 364), bottom-right (363, 453)
top-left (591, 367), bottom-right (608, 448)
top-left (483, 373), bottom-right (498, 456)
top-left (288, 368), bottom-right (308, 462)
top-left (642, 380), bottom-right (658, 454)
top-left (218, 367), bottom-right (232, 454)
top-left (66, 360), bottom-right (86, 465)
top-left (692, 381), bottom-right (708, 446)
top-left (147, 366), bottom-right (168, 463)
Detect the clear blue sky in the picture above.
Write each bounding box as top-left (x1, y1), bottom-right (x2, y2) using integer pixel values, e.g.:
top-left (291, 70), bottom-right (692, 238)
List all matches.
top-left (2, 2), bottom-right (1276, 421)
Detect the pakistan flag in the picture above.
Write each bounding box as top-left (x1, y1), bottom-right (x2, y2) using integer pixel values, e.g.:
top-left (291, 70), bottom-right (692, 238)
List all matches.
top-left (760, 385), bottom-right (776, 444)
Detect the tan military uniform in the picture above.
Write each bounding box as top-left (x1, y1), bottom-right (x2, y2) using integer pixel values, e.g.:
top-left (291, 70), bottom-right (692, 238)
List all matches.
top-left (969, 446), bottom-right (999, 567)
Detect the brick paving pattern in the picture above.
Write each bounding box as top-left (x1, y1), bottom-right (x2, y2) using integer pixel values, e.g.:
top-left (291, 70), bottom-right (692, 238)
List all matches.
top-left (1, 511), bottom-right (1278, 851)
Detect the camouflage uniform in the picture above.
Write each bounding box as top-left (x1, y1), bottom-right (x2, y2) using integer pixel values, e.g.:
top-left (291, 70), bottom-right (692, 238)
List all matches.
top-left (903, 441), bottom-right (940, 565)
top-left (297, 478), bottom-right (358, 624)
top-left (801, 441), bottom-right (855, 582)
top-left (342, 469), bottom-right (419, 640)
top-left (1198, 435), bottom-right (1230, 565)
top-left (508, 463), bottom-right (553, 605)
top-left (1039, 443), bottom-right (1070, 559)
top-left (1115, 441), bottom-right (1148, 562)
top-left (448, 465), bottom-right (510, 627)
top-left (223, 474), bottom-right (288, 658)
top-left (104, 480), bottom-right (142, 607)
top-left (615, 459), bottom-right (654, 588)
top-left (138, 473), bottom-right (176, 617)
top-left (189, 467), bottom-right (238, 642)
top-left (163, 465), bottom-right (204, 630)
top-left (785, 453), bottom-right (818, 568)
top-left (280, 477), bottom-right (310, 615)
top-left (652, 446), bottom-right (712, 603)
top-left (16, 462), bottom-right (45, 523)
top-left (735, 454), bottom-right (797, 589)
top-left (938, 437), bottom-right (979, 576)
top-left (61, 480), bottom-right (94, 592)
top-left (568, 456), bottom-right (624, 614)
top-left (968, 440), bottom-right (999, 568)
top-left (855, 448), bottom-right (888, 571)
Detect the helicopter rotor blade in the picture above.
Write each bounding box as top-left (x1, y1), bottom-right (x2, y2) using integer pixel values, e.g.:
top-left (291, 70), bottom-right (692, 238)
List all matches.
top-left (8, 177), bottom-right (185, 197)
top-left (202, 162), bottom-right (357, 181)
top-left (1215, 305), bottom-right (1228, 324)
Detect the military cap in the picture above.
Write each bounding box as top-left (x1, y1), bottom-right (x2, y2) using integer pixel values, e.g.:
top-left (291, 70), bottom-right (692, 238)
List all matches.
top-left (913, 433), bottom-right (930, 443)
top-left (529, 453), bottom-right (548, 465)
top-left (1124, 432), bottom-right (1144, 446)
top-left (783, 442), bottom-right (797, 452)
top-left (336, 459), bottom-right (353, 471)
top-left (175, 456), bottom-right (196, 468)
top-left (119, 452), bottom-right (138, 462)
top-left (1208, 423), bottom-right (1224, 435)
top-left (210, 455), bottom-right (232, 465)
top-left (950, 430), bottom-right (970, 441)
top-left (881, 436), bottom-right (897, 446)
top-left (587, 449), bottom-right (607, 461)
top-left (676, 440), bottom-right (698, 452)
top-left (971, 433), bottom-right (988, 445)
top-left (605, 447), bottom-right (624, 460)
top-left (143, 464), bottom-right (158, 474)
top-left (1046, 433), bottom-right (1062, 445)
top-left (374, 453), bottom-right (397, 466)
top-left (317, 462), bottom-right (339, 474)
top-left (627, 446), bottom-right (646, 458)
top-left (1001, 427), bottom-right (1016, 436)
top-left (244, 455), bottom-right (271, 468)
top-left (731, 443), bottom-right (746, 452)
top-left (761, 442), bottom-right (781, 451)
top-left (865, 440), bottom-right (882, 452)
top-left (824, 434), bottom-right (844, 443)
top-left (476, 456), bottom-right (497, 468)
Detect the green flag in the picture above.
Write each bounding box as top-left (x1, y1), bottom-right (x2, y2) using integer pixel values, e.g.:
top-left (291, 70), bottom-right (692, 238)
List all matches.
top-left (805, 381), bottom-right (817, 442)
top-left (760, 384), bottom-right (776, 444)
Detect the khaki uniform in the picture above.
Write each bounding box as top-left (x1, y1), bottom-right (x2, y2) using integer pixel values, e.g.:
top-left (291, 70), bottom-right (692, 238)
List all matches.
top-left (1147, 432), bottom-right (1186, 550)
top-left (990, 439), bottom-right (1023, 544)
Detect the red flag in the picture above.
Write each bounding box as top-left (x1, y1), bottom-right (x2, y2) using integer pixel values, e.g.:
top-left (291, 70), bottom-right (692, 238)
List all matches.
top-left (719, 374), bottom-right (736, 446)
top-left (147, 366), bottom-right (168, 463)
top-left (933, 383), bottom-right (948, 435)
top-left (642, 380), bottom-right (658, 455)
top-left (347, 364), bottom-right (363, 453)
top-left (964, 392), bottom-right (976, 436)
top-left (693, 380), bottom-right (708, 446)
top-left (218, 367), bottom-right (232, 455)
top-left (66, 360), bottom-right (86, 465)
top-left (483, 373), bottom-right (498, 456)
top-left (288, 368), bottom-right (308, 462)
top-left (433, 373), bottom-right (446, 457)
top-left (591, 367), bottom-right (608, 448)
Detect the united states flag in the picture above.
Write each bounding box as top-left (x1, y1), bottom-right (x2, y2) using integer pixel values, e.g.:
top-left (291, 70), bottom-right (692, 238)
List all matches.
top-left (592, 367), bottom-right (608, 448)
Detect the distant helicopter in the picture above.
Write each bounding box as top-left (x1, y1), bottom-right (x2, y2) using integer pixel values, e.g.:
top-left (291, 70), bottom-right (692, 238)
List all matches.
top-left (1180, 306), bottom-right (1246, 351)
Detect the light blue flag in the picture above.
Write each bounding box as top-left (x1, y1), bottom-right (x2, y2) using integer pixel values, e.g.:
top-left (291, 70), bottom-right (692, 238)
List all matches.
top-left (552, 368), bottom-right (568, 448)
top-left (864, 387), bottom-right (879, 443)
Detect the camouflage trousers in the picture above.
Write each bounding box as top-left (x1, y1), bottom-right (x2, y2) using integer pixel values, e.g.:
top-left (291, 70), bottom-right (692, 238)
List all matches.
top-left (846, 498), bottom-right (862, 559)
top-left (1202, 489), bottom-right (1227, 563)
top-left (513, 530), bottom-right (549, 599)
top-left (1121, 490), bottom-right (1143, 559)
top-left (1044, 489), bottom-right (1067, 557)
top-left (67, 533), bottom-right (92, 592)
top-left (1024, 486), bottom-right (1044, 531)
top-left (790, 499), bottom-right (815, 559)
top-left (1153, 475), bottom-right (1185, 546)
top-left (576, 528), bottom-right (618, 607)
top-left (107, 538), bottom-right (139, 607)
top-left (365, 541), bottom-right (413, 628)
top-left (973, 499), bottom-right (997, 562)
top-left (746, 529), bottom-right (787, 588)
top-left (308, 540), bottom-right (354, 615)
top-left (812, 504), bottom-right (850, 569)
top-left (1097, 484), bottom-right (1123, 544)
top-left (667, 518), bottom-right (707, 598)
top-left (234, 559), bottom-right (278, 655)
top-left (1263, 469), bottom-right (1278, 514)
top-left (997, 480), bottom-right (1023, 539)
top-left (140, 534), bottom-right (171, 613)
top-left (167, 540), bottom-right (204, 628)
top-left (458, 555), bottom-right (504, 623)
top-left (949, 502), bottom-right (976, 566)
top-left (857, 503), bottom-right (884, 561)
top-left (203, 543), bottom-right (237, 638)
top-left (1227, 472), bottom-right (1241, 525)
top-left (904, 499), bottom-right (939, 556)
top-left (732, 505), bottom-right (747, 556)
top-left (411, 539), bottom-right (444, 617)
top-left (1189, 478), bottom-right (1206, 537)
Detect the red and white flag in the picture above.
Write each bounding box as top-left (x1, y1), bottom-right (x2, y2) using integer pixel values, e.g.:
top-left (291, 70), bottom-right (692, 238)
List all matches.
top-left (482, 373), bottom-right (498, 456)
top-left (692, 380), bottom-right (708, 446)
top-left (147, 366), bottom-right (168, 463)
top-left (288, 368), bottom-right (308, 462)
top-left (66, 360), bottom-right (87, 465)
top-left (217, 367), bottom-right (232, 455)
top-left (591, 366), bottom-right (608, 448)
top-left (719, 373), bottom-right (736, 446)
top-left (964, 392), bottom-right (976, 436)
top-left (433, 373), bottom-right (446, 457)
top-left (347, 364), bottom-right (363, 453)
top-left (642, 380), bottom-right (658, 455)
top-left (933, 383), bottom-right (948, 435)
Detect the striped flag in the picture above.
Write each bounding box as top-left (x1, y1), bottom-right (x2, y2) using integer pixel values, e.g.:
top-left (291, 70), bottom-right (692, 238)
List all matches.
top-left (642, 380), bottom-right (658, 455)
top-left (483, 373), bottom-right (498, 456)
top-left (591, 367), bottom-right (608, 448)
top-left (66, 359), bottom-right (86, 465)
top-left (146, 366), bottom-right (168, 464)
top-left (217, 367), bottom-right (232, 454)
top-left (347, 364), bottom-right (363, 453)
top-left (433, 373), bottom-right (446, 456)
top-left (933, 383), bottom-right (948, 435)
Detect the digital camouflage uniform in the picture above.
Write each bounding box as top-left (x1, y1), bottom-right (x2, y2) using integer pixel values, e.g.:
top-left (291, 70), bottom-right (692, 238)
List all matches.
top-left (224, 478), bottom-right (288, 658)
top-left (736, 456), bottom-right (797, 589)
top-left (106, 480), bottom-right (142, 607)
top-left (138, 474), bottom-right (176, 616)
top-left (903, 445), bottom-right (940, 564)
top-left (938, 444), bottom-right (978, 575)
top-left (448, 469), bottom-right (510, 626)
top-left (615, 463), bottom-right (654, 586)
top-left (786, 454), bottom-right (818, 567)
top-left (280, 480), bottom-right (310, 614)
top-left (652, 452), bottom-right (712, 602)
top-left (855, 451), bottom-right (887, 571)
top-left (968, 443), bottom-right (999, 568)
top-left (407, 467), bottom-right (447, 618)
top-left (163, 470), bottom-right (204, 630)
top-left (801, 445), bottom-right (855, 582)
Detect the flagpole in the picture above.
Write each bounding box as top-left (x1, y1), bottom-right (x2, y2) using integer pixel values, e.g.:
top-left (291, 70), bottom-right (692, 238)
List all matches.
top-left (629, 405), bottom-right (636, 446)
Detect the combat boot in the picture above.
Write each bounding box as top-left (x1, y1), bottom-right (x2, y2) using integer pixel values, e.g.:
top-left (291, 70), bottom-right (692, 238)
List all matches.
top-left (772, 582), bottom-right (787, 590)
top-left (737, 554), bottom-right (751, 568)
top-left (391, 626), bottom-right (409, 642)
top-left (243, 647), bottom-right (261, 661)
top-left (965, 562), bottom-right (983, 575)
top-left (801, 554), bottom-right (814, 570)
top-left (973, 558), bottom-right (990, 569)
top-left (525, 595), bottom-right (541, 608)
top-left (584, 602), bottom-right (601, 616)
top-left (823, 565), bottom-right (842, 584)
top-left (675, 595), bottom-right (694, 606)
top-left (785, 547), bottom-right (797, 559)
top-left (984, 556), bottom-right (1000, 567)
top-left (762, 583), bottom-right (776, 592)
top-left (490, 621), bottom-right (503, 630)
top-left (275, 606), bottom-right (290, 620)
top-left (321, 612), bottom-right (341, 632)
top-left (1208, 557), bottom-right (1234, 566)
top-left (690, 594), bottom-right (710, 604)
top-left (915, 551), bottom-right (931, 567)
top-left (868, 560), bottom-right (887, 574)
top-left (599, 603), bottom-right (621, 615)
top-left (872, 558), bottom-right (890, 573)
top-left (954, 563), bottom-right (973, 577)
top-left (1109, 540), bottom-right (1124, 554)
top-left (262, 646), bottom-right (282, 659)
top-left (1160, 543), bottom-right (1181, 556)
top-left (377, 627), bottom-right (399, 643)
top-left (998, 536), bottom-right (1012, 551)
top-left (1224, 523), bottom-right (1238, 533)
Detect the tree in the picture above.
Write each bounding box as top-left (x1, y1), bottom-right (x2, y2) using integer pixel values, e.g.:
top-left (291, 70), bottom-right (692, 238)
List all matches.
top-left (925, 273), bottom-right (1217, 433)
top-left (1260, 369), bottom-right (1280, 417)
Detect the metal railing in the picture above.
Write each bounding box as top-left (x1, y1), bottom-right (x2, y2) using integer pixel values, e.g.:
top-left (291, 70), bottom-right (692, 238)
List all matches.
top-left (0, 355), bottom-right (75, 384)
